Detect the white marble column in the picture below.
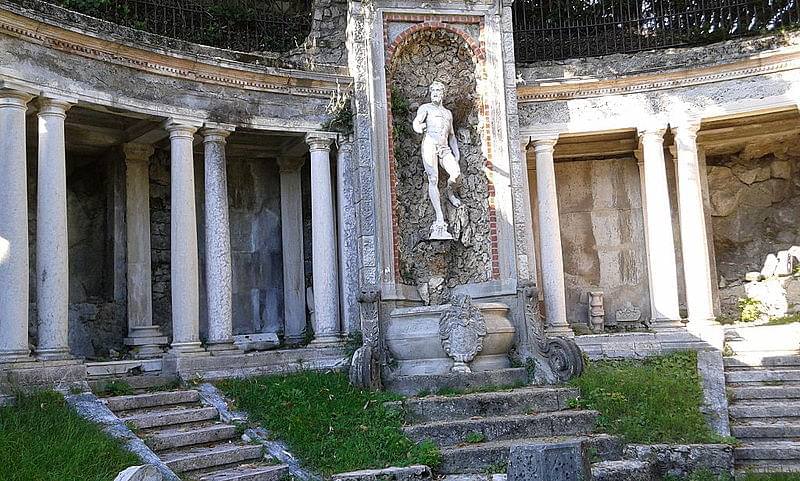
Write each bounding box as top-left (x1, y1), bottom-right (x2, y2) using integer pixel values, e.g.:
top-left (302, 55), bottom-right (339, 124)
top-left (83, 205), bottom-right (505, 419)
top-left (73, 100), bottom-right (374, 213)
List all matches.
top-left (36, 97), bottom-right (73, 360)
top-left (672, 122), bottom-right (720, 345)
top-left (638, 126), bottom-right (681, 327)
top-left (305, 133), bottom-right (341, 344)
top-left (123, 143), bottom-right (167, 358)
top-left (531, 135), bottom-right (573, 338)
top-left (165, 119), bottom-right (205, 355)
top-left (0, 89), bottom-right (33, 362)
top-left (201, 125), bottom-right (236, 353)
top-left (278, 157), bottom-right (307, 344)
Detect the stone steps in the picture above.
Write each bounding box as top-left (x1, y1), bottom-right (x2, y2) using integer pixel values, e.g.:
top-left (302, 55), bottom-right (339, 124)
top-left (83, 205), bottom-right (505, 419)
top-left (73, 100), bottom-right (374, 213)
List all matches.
top-left (436, 434), bottom-right (621, 474)
top-left (591, 459), bottom-right (653, 481)
top-left (198, 464), bottom-right (289, 481)
top-left (729, 385), bottom-right (800, 401)
top-left (728, 401), bottom-right (800, 419)
top-left (403, 410), bottom-right (598, 447)
top-left (104, 389), bottom-right (288, 480)
top-left (724, 355), bottom-right (800, 370)
top-left (735, 460), bottom-right (800, 473)
top-left (725, 368), bottom-right (800, 384)
top-left (732, 421), bottom-right (800, 440)
top-left (735, 441), bottom-right (800, 461)
top-left (398, 386), bottom-right (579, 423)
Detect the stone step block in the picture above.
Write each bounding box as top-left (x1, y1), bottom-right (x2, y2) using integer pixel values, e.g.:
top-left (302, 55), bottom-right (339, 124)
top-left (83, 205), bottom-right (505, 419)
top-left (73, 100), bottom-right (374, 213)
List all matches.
top-left (732, 422), bottom-right (800, 439)
top-left (735, 441), bottom-right (800, 461)
top-left (404, 410), bottom-right (598, 448)
top-left (730, 385), bottom-right (800, 401)
top-left (591, 460), bottom-right (653, 481)
top-left (384, 369), bottom-right (528, 397)
top-left (725, 355), bottom-right (800, 370)
top-left (735, 459), bottom-right (800, 472)
top-left (146, 423), bottom-right (238, 451)
top-left (122, 406), bottom-right (218, 429)
top-left (198, 464), bottom-right (289, 481)
top-left (725, 369), bottom-right (800, 384)
top-left (105, 390), bottom-right (199, 412)
top-left (437, 434), bottom-right (622, 474)
top-left (729, 401), bottom-right (800, 419)
top-left (400, 387), bottom-right (580, 423)
top-left (89, 375), bottom-right (180, 393)
top-left (162, 443), bottom-right (264, 473)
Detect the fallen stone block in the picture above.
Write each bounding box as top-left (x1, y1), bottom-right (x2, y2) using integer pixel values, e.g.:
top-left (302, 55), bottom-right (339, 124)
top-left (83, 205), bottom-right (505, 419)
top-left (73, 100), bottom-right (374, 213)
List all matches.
top-left (508, 440), bottom-right (591, 481)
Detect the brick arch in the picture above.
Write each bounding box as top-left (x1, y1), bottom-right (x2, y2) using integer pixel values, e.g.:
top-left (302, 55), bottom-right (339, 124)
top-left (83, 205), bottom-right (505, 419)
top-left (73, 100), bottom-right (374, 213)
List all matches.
top-left (386, 22), bottom-right (484, 77)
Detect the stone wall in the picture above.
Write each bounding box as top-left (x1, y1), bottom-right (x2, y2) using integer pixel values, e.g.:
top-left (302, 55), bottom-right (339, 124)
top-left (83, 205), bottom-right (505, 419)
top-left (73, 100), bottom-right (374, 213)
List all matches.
top-left (707, 137), bottom-right (800, 314)
top-left (389, 29), bottom-right (492, 296)
top-left (546, 158), bottom-right (651, 326)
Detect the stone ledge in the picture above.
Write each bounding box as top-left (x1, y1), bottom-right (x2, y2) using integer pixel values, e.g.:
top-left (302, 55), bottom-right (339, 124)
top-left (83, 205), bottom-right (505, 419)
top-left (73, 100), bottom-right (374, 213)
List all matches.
top-left (623, 444), bottom-right (734, 479)
top-left (384, 368), bottom-right (528, 397)
top-left (0, 359), bottom-right (86, 394)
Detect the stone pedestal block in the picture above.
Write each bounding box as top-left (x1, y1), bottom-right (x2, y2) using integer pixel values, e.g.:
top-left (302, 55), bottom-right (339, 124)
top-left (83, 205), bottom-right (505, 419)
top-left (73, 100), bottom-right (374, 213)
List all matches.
top-left (508, 440), bottom-right (591, 481)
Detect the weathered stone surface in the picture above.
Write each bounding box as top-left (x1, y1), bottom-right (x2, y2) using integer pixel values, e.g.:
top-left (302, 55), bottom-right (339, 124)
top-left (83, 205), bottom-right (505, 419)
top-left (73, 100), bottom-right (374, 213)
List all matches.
top-left (507, 440), bottom-right (591, 481)
top-left (590, 460), bottom-right (652, 481)
top-left (332, 465), bottom-right (431, 481)
top-left (696, 350), bottom-right (731, 437)
top-left (623, 444), bottom-right (733, 479)
top-left (114, 465), bottom-right (162, 481)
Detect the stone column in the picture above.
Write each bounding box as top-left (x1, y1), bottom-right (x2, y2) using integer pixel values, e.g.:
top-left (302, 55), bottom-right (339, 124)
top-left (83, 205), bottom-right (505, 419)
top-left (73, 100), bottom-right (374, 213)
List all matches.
top-left (123, 143), bottom-right (167, 358)
top-left (305, 133), bottom-right (341, 344)
top-left (0, 89), bottom-right (33, 362)
top-left (672, 122), bottom-right (720, 345)
top-left (278, 157), bottom-right (307, 344)
top-left (165, 119), bottom-right (205, 355)
top-left (531, 135), bottom-right (573, 338)
top-left (638, 126), bottom-right (681, 327)
top-left (201, 125), bottom-right (236, 353)
top-left (35, 98), bottom-right (73, 360)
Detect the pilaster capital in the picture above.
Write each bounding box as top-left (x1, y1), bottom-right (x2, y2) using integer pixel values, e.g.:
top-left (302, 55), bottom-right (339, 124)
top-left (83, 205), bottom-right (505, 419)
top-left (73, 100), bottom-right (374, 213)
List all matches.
top-left (201, 122), bottom-right (235, 144)
top-left (0, 88), bottom-right (34, 110)
top-left (305, 132), bottom-right (336, 153)
top-left (122, 143), bottom-right (155, 164)
top-left (277, 157), bottom-right (305, 173)
top-left (164, 118), bottom-right (202, 139)
top-left (337, 136), bottom-right (354, 153)
top-left (37, 97), bottom-right (74, 118)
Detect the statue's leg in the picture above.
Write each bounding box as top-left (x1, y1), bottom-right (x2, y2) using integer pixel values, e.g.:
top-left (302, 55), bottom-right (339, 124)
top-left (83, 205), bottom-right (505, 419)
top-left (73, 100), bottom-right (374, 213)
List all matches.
top-left (440, 151), bottom-right (462, 207)
top-left (421, 143), bottom-right (445, 224)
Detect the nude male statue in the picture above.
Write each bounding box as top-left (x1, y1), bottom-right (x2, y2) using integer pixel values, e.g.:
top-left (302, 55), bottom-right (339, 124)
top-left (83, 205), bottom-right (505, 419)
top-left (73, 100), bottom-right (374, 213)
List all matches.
top-left (412, 81), bottom-right (463, 240)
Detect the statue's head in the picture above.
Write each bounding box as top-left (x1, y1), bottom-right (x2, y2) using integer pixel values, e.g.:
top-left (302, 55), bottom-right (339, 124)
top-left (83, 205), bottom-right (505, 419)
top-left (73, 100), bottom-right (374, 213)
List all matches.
top-left (429, 81), bottom-right (446, 103)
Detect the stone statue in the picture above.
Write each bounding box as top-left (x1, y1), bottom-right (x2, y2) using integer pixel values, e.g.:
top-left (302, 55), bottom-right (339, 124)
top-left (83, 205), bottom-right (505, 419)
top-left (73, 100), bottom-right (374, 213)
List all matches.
top-left (413, 81), bottom-right (463, 240)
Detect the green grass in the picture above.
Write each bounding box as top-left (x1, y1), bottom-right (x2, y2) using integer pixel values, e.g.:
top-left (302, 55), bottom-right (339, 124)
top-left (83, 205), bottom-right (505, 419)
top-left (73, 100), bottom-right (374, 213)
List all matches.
top-left (766, 313), bottom-right (800, 326)
top-left (666, 470), bottom-right (800, 481)
top-left (217, 370), bottom-right (441, 476)
top-left (0, 391), bottom-right (139, 481)
top-left (569, 351), bottom-right (720, 444)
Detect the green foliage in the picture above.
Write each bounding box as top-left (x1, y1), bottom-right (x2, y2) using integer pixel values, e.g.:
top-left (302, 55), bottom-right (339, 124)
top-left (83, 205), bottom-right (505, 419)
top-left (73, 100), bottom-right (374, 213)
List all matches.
top-left (465, 432), bottom-right (486, 444)
top-left (344, 331), bottom-right (364, 358)
top-left (217, 371), bottom-right (440, 475)
top-left (322, 88), bottom-right (354, 134)
top-left (664, 470), bottom-right (800, 481)
top-left (738, 297), bottom-right (765, 322)
top-left (570, 352), bottom-right (718, 444)
top-left (0, 391), bottom-right (139, 481)
top-left (766, 312), bottom-right (800, 326)
top-left (96, 379), bottom-right (134, 397)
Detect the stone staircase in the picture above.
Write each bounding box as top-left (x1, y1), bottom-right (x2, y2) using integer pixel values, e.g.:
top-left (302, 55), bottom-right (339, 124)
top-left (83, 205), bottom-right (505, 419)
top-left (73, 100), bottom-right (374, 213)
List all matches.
top-left (726, 354), bottom-right (800, 472)
top-left (103, 389), bottom-right (288, 481)
top-left (394, 385), bottom-right (622, 474)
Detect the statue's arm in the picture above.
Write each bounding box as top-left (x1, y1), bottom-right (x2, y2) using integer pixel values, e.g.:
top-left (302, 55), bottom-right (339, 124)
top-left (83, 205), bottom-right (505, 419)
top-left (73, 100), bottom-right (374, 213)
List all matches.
top-left (412, 106), bottom-right (427, 134)
top-left (448, 116), bottom-right (460, 162)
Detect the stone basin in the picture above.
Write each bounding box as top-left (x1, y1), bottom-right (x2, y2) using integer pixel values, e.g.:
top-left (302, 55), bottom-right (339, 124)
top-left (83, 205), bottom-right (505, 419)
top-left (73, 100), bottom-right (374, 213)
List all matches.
top-left (385, 302), bottom-right (515, 376)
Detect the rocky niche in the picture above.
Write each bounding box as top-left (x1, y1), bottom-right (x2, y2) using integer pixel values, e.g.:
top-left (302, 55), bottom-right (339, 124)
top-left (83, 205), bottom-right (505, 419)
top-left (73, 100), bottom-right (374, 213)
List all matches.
top-left (389, 29), bottom-right (492, 297)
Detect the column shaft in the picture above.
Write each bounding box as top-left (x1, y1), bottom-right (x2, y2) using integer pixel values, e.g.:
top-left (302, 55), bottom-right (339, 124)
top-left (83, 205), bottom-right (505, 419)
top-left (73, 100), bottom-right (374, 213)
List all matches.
top-left (165, 120), bottom-right (204, 355)
top-left (202, 127), bottom-right (235, 352)
top-left (123, 143), bottom-right (166, 358)
top-left (36, 98), bottom-right (72, 360)
top-left (673, 123), bottom-right (717, 328)
top-left (639, 127), bottom-right (681, 325)
top-left (278, 158), bottom-right (307, 344)
top-left (306, 134), bottom-right (340, 344)
top-left (0, 90), bottom-right (33, 362)
top-left (532, 136), bottom-right (573, 337)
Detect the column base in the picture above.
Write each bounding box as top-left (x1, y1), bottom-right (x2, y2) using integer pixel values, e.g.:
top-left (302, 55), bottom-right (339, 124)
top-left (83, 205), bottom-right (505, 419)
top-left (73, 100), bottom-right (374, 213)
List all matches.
top-left (169, 342), bottom-right (208, 357)
top-left (206, 341), bottom-right (241, 356)
top-left (311, 334), bottom-right (343, 347)
top-left (35, 348), bottom-right (72, 361)
top-left (283, 334), bottom-right (306, 346)
top-left (650, 318), bottom-right (686, 332)
top-left (545, 325), bottom-right (575, 339)
top-left (686, 318), bottom-right (724, 351)
top-left (124, 333), bottom-right (169, 360)
top-left (0, 349), bottom-right (32, 363)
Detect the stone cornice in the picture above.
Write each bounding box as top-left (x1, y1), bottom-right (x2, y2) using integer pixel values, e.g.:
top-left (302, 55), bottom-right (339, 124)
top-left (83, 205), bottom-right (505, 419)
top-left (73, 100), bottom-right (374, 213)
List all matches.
top-left (0, 7), bottom-right (351, 99)
top-left (517, 46), bottom-right (800, 102)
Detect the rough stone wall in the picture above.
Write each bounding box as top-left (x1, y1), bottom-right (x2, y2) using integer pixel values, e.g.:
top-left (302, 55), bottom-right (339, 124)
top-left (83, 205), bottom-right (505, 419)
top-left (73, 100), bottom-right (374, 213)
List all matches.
top-left (284, 0), bottom-right (349, 69)
top-left (708, 137), bottom-right (800, 314)
top-left (390, 29), bottom-right (492, 292)
top-left (547, 158), bottom-right (651, 325)
top-left (149, 149), bottom-right (173, 340)
top-left (25, 153), bottom-right (123, 360)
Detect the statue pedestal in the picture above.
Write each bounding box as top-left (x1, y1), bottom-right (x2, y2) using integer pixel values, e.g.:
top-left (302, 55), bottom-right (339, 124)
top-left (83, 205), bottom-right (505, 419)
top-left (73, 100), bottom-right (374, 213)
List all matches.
top-left (429, 221), bottom-right (454, 240)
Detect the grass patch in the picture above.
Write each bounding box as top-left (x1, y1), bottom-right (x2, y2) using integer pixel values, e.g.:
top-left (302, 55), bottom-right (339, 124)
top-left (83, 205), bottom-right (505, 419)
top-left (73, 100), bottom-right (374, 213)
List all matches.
top-left (766, 313), bottom-right (800, 326)
top-left (666, 470), bottom-right (800, 481)
top-left (0, 391), bottom-right (139, 481)
top-left (217, 370), bottom-right (441, 475)
top-left (570, 351), bottom-right (720, 444)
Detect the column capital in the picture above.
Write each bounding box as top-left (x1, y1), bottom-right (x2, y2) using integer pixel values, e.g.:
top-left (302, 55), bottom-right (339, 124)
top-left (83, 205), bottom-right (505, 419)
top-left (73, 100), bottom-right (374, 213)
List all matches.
top-left (305, 132), bottom-right (335, 152)
top-left (526, 131), bottom-right (560, 150)
top-left (638, 124), bottom-right (667, 143)
top-left (0, 88), bottom-right (33, 109)
top-left (122, 143), bottom-right (155, 164)
top-left (164, 118), bottom-right (201, 139)
top-left (670, 119), bottom-right (702, 141)
top-left (337, 136), bottom-right (355, 153)
top-left (278, 157), bottom-right (305, 173)
top-left (37, 97), bottom-right (74, 118)
top-left (201, 123), bottom-right (235, 144)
